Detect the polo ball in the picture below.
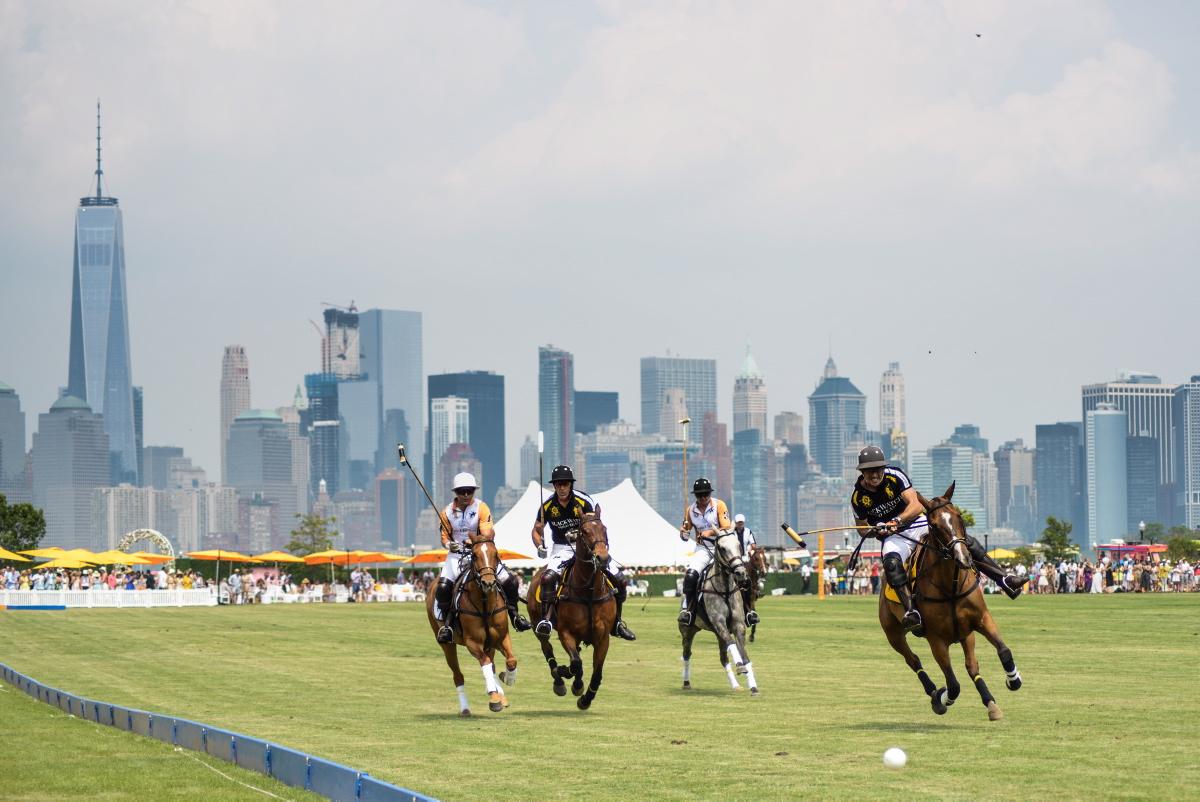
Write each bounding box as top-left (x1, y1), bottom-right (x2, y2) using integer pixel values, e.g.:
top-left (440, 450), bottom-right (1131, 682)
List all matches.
top-left (883, 747), bottom-right (907, 769)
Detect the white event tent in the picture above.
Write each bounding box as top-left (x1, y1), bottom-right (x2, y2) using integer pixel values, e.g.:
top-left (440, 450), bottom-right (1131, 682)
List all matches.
top-left (493, 479), bottom-right (686, 568)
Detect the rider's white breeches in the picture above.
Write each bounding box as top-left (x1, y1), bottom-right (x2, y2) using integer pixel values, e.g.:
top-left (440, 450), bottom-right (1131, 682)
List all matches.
top-left (439, 553), bottom-right (511, 584)
top-left (880, 525), bottom-right (929, 564)
top-left (687, 543), bottom-right (715, 574)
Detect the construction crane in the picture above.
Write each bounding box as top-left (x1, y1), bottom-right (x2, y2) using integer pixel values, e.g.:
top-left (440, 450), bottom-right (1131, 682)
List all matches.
top-left (320, 300), bottom-right (357, 313)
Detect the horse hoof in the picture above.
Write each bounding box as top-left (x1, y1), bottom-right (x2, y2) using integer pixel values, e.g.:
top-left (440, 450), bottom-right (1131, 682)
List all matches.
top-left (460, 709), bottom-right (472, 717)
top-left (682, 682), bottom-right (692, 690)
top-left (571, 683), bottom-right (584, 697)
top-left (750, 687), bottom-right (760, 697)
top-left (1006, 677), bottom-right (1022, 691)
top-left (987, 701), bottom-right (1003, 721)
top-left (489, 701), bottom-right (504, 712)
top-left (577, 696), bottom-right (592, 710)
top-left (931, 691), bottom-right (948, 715)
top-left (554, 683), bottom-right (567, 697)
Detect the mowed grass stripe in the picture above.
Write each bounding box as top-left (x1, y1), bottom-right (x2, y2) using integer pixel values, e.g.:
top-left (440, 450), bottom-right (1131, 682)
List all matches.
top-left (0, 679), bottom-right (325, 801)
top-left (2, 594), bottom-right (1198, 801)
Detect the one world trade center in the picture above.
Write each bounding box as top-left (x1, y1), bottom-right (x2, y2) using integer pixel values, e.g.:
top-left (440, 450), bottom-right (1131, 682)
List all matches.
top-left (66, 104), bottom-right (138, 484)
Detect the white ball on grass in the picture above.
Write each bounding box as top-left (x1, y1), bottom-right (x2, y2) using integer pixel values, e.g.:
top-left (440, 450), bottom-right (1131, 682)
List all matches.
top-left (882, 747), bottom-right (907, 769)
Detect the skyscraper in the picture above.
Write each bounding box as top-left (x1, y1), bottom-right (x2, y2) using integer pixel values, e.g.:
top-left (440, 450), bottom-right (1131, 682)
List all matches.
top-left (1035, 422), bottom-right (1084, 531)
top-left (226, 409), bottom-right (297, 547)
top-left (539, 346), bottom-right (574, 468)
top-left (773, 411), bottom-right (805, 445)
top-left (0, 381), bottom-right (26, 489)
top-left (66, 105), bottom-right (138, 485)
top-left (732, 428), bottom-right (769, 537)
top-left (641, 356), bottom-right (717, 446)
top-left (879, 362), bottom-right (906, 434)
top-left (31, 396), bottom-right (109, 549)
top-left (575, 391), bottom-right (619, 435)
top-left (519, 435), bottom-right (539, 486)
top-left (1172, 377), bottom-right (1200, 528)
top-left (732, 345), bottom-right (767, 439)
top-left (132, 386), bottom-right (143, 486)
top-left (142, 446), bottom-right (185, 490)
top-left (1086, 404), bottom-right (1128, 545)
top-left (359, 308), bottom-right (423, 475)
top-left (428, 372), bottom-right (505, 506)
top-left (303, 372), bottom-right (340, 496)
top-left (1082, 372), bottom-right (1177, 487)
top-left (322, 306), bottom-right (361, 378)
top-left (807, 357), bottom-right (866, 477)
top-left (909, 443), bottom-right (987, 531)
top-left (948, 424), bottom-right (989, 455)
top-left (220, 345), bottom-right (250, 484)
top-left (429, 396), bottom-right (470, 502)
top-left (1126, 434), bottom-right (1160, 531)
top-left (993, 439), bottom-right (1036, 538)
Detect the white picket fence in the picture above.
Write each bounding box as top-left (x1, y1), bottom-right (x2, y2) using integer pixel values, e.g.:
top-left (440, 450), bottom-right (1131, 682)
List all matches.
top-left (0, 589), bottom-right (217, 608)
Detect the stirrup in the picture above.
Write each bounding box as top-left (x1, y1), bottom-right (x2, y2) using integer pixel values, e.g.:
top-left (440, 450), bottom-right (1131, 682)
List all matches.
top-left (745, 610), bottom-right (760, 626)
top-left (678, 608), bottom-right (694, 625)
top-left (534, 618), bottom-right (553, 636)
top-left (901, 609), bottom-right (922, 632)
top-left (436, 624), bottom-right (454, 644)
top-left (614, 619), bottom-right (637, 641)
top-left (511, 611), bottom-right (532, 632)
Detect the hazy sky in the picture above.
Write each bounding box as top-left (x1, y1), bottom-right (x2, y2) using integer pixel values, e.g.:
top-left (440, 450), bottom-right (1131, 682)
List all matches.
top-left (2, 1), bottom-right (1197, 485)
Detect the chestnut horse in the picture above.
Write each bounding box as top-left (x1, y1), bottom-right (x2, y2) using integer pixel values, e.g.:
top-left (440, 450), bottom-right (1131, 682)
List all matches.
top-left (879, 483), bottom-right (1023, 720)
top-left (526, 513), bottom-right (616, 710)
top-left (425, 533), bottom-right (518, 715)
top-left (746, 544), bottom-right (767, 643)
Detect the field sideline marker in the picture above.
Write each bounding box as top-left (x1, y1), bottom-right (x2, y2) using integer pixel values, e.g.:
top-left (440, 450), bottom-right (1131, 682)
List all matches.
top-left (0, 662), bottom-right (437, 802)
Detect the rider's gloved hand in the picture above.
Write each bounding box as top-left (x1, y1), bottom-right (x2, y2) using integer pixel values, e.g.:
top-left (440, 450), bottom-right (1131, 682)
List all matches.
top-left (536, 545), bottom-right (547, 559)
top-left (447, 541), bottom-right (462, 553)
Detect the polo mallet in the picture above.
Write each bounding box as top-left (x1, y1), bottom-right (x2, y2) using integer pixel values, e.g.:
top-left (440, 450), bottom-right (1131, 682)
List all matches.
top-left (397, 443), bottom-right (447, 539)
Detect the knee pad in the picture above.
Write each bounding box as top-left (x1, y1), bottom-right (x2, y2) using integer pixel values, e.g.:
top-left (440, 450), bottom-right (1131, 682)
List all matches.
top-left (882, 554), bottom-right (906, 585)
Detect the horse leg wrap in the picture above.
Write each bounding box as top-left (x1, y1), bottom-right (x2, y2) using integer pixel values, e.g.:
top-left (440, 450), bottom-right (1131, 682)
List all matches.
top-left (682, 659), bottom-right (691, 683)
top-left (947, 678), bottom-right (961, 702)
top-left (502, 667), bottom-right (517, 687)
top-left (455, 684), bottom-right (469, 712)
top-left (481, 663), bottom-right (498, 694)
top-left (726, 663), bottom-right (740, 689)
top-left (727, 643), bottom-right (744, 667)
top-left (937, 688), bottom-right (954, 708)
top-left (916, 669), bottom-right (937, 697)
top-left (973, 675), bottom-right (995, 706)
top-left (998, 647), bottom-right (1015, 673)
top-left (743, 662), bottom-right (758, 691)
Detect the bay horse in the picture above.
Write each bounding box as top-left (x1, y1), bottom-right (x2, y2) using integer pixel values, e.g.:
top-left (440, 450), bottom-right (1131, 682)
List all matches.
top-left (746, 544), bottom-right (767, 643)
top-left (425, 533), bottom-right (518, 715)
top-left (680, 529), bottom-right (760, 696)
top-left (526, 512), bottom-right (615, 710)
top-left (879, 482), bottom-right (1023, 720)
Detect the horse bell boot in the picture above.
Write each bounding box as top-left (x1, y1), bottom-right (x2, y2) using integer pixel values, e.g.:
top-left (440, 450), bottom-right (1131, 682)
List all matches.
top-left (502, 575), bottom-right (532, 631)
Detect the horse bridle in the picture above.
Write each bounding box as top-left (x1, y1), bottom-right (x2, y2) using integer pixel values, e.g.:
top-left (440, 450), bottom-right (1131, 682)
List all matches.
top-left (924, 499), bottom-right (972, 564)
top-left (710, 530), bottom-right (748, 587)
top-left (566, 518), bottom-right (610, 570)
top-left (466, 535), bottom-right (499, 593)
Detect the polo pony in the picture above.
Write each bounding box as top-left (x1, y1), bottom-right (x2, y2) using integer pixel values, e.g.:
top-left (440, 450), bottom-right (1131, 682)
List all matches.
top-left (425, 533), bottom-right (517, 715)
top-left (879, 482), bottom-right (1023, 720)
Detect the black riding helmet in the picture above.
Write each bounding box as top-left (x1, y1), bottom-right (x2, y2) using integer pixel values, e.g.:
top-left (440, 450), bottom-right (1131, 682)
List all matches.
top-left (551, 465), bottom-right (575, 483)
top-left (857, 446), bottom-right (886, 470)
top-left (692, 477), bottom-right (713, 495)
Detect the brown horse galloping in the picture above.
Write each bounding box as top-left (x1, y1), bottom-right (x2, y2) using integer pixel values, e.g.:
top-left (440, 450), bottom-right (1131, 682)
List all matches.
top-left (879, 482), bottom-right (1023, 721)
top-left (746, 544), bottom-right (767, 643)
top-left (426, 533), bottom-right (518, 716)
top-left (526, 512), bottom-right (615, 710)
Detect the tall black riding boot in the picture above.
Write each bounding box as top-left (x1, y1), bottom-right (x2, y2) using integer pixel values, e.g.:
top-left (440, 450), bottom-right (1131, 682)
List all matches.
top-left (883, 554), bottom-right (921, 633)
top-left (742, 587), bottom-right (759, 626)
top-left (502, 574), bottom-right (532, 631)
top-left (607, 572), bottom-right (636, 640)
top-left (678, 569), bottom-right (701, 625)
top-left (535, 572), bottom-right (559, 636)
top-left (966, 535), bottom-right (1028, 600)
top-left (435, 579), bottom-right (455, 643)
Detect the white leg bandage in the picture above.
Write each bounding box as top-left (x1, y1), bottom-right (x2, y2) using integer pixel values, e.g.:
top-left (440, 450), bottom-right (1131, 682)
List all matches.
top-left (743, 662), bottom-right (758, 690)
top-left (455, 684), bottom-right (469, 711)
top-left (727, 643), bottom-right (743, 667)
top-left (481, 662), bottom-right (498, 693)
top-left (726, 664), bottom-right (740, 689)
top-left (682, 659), bottom-right (691, 683)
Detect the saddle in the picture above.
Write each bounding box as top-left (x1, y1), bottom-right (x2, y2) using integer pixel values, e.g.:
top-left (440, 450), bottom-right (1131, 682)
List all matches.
top-left (882, 544), bottom-right (927, 604)
top-left (534, 560), bottom-right (614, 604)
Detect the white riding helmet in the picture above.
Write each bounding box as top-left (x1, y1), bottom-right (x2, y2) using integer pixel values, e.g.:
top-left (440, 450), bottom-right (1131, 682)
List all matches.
top-left (452, 472), bottom-right (479, 492)
top-left (734, 513), bottom-right (746, 523)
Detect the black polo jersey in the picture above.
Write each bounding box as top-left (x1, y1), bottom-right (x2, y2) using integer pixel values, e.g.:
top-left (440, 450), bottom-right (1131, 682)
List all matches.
top-left (536, 490), bottom-right (598, 545)
top-left (849, 466), bottom-right (926, 527)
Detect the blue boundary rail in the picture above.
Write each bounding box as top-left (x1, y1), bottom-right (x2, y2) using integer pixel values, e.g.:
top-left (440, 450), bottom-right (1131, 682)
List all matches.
top-left (1, 663), bottom-right (437, 802)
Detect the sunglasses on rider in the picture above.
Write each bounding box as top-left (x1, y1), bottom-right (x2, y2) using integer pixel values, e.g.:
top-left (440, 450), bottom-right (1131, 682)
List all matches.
top-left (695, 492), bottom-right (711, 499)
top-left (455, 488), bottom-right (475, 496)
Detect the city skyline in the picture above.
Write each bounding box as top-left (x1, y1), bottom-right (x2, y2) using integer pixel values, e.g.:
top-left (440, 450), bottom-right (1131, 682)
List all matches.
top-left (3, 3), bottom-right (1198, 497)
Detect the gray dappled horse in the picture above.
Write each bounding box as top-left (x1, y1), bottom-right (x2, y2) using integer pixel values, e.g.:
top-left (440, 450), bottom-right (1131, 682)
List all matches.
top-left (679, 529), bottom-right (760, 696)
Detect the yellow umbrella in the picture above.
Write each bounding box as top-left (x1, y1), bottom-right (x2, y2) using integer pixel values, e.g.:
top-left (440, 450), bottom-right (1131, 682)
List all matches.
top-left (0, 546), bottom-right (32, 562)
top-left (782, 557), bottom-right (801, 567)
top-left (128, 551), bottom-right (174, 564)
top-left (377, 552), bottom-right (412, 562)
top-left (302, 550), bottom-right (352, 565)
top-left (90, 550), bottom-right (153, 565)
top-left (406, 548), bottom-right (449, 565)
top-left (47, 548), bottom-right (99, 562)
top-left (251, 550), bottom-right (306, 563)
top-left (19, 546), bottom-right (65, 557)
top-left (183, 550), bottom-right (259, 604)
top-left (37, 557), bottom-right (95, 569)
top-left (988, 548), bottom-right (1018, 559)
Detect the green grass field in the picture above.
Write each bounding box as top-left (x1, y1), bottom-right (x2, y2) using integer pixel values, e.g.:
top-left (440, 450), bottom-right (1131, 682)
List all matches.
top-left (3, 594), bottom-right (1198, 801)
